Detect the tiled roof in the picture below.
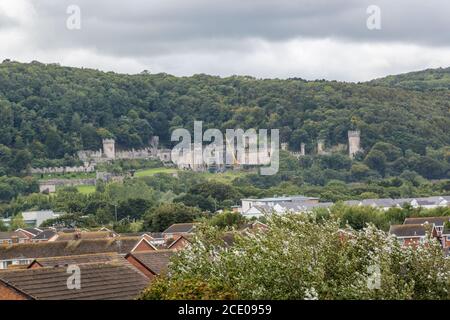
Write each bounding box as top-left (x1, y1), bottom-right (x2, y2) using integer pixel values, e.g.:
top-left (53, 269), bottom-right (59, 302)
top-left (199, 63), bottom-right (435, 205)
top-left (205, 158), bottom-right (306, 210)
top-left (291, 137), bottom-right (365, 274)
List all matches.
top-left (55, 231), bottom-right (116, 241)
top-left (32, 230), bottom-right (57, 240)
top-left (404, 216), bottom-right (450, 227)
top-left (389, 224), bottom-right (426, 237)
top-left (29, 252), bottom-right (123, 268)
top-left (0, 261), bottom-right (149, 300)
top-left (0, 237), bottom-right (143, 260)
top-left (126, 250), bottom-right (174, 275)
top-left (19, 228), bottom-right (42, 237)
top-left (163, 223), bottom-right (197, 234)
top-left (0, 231), bottom-right (29, 240)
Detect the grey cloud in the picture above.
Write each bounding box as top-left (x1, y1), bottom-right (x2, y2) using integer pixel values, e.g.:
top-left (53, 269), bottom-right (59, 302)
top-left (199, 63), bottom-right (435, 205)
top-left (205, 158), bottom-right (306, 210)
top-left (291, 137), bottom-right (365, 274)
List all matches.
top-left (26, 0), bottom-right (450, 58)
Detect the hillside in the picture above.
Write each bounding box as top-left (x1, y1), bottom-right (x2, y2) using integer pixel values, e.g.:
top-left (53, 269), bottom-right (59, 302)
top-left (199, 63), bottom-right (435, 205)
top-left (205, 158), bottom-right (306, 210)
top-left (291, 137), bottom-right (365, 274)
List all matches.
top-left (370, 67), bottom-right (450, 91)
top-left (0, 60), bottom-right (449, 175)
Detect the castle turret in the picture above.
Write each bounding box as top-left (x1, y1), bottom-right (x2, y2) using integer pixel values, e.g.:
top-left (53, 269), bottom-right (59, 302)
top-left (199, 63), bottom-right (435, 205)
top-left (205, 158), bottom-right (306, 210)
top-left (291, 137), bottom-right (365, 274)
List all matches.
top-left (103, 139), bottom-right (116, 159)
top-left (348, 130), bottom-right (361, 159)
top-left (300, 143), bottom-right (306, 156)
top-left (317, 140), bottom-right (325, 155)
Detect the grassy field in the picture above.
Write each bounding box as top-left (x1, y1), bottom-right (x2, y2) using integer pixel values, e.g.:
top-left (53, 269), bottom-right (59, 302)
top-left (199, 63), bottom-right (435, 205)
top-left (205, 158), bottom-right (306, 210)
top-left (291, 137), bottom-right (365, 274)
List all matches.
top-left (200, 171), bottom-right (248, 184)
top-left (134, 167), bottom-right (178, 177)
top-left (134, 166), bottom-right (249, 184)
top-left (76, 185), bottom-right (96, 194)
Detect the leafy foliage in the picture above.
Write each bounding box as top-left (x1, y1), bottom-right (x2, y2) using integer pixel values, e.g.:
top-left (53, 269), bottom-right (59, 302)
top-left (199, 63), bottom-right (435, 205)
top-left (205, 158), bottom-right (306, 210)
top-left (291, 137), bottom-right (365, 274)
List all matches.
top-left (142, 215), bottom-right (450, 300)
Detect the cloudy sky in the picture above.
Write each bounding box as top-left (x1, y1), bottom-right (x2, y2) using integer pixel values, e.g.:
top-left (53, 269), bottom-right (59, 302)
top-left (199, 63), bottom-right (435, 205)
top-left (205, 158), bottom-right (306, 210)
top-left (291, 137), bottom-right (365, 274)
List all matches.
top-left (0, 0), bottom-right (449, 81)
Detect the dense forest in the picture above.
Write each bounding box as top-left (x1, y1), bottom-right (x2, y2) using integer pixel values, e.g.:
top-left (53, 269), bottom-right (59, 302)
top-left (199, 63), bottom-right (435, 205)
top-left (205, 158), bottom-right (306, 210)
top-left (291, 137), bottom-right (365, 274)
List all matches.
top-left (0, 60), bottom-right (449, 230)
top-left (0, 60), bottom-right (449, 176)
top-left (370, 67), bottom-right (450, 91)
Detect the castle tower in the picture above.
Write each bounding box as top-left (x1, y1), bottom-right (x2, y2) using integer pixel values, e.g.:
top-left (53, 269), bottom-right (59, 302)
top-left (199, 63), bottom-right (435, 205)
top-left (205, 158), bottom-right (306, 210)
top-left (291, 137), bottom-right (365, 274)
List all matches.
top-left (300, 143), bottom-right (306, 156)
top-left (281, 142), bottom-right (288, 151)
top-left (103, 139), bottom-right (116, 159)
top-left (348, 130), bottom-right (361, 159)
top-left (317, 140), bottom-right (325, 155)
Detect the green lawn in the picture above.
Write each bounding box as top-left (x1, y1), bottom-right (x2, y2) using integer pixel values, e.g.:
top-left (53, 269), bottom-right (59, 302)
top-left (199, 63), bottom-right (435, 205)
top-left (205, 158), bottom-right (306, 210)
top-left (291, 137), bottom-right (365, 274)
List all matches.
top-left (200, 170), bottom-right (248, 183)
top-left (76, 185), bottom-right (96, 194)
top-left (134, 167), bottom-right (248, 184)
top-left (134, 167), bottom-right (178, 177)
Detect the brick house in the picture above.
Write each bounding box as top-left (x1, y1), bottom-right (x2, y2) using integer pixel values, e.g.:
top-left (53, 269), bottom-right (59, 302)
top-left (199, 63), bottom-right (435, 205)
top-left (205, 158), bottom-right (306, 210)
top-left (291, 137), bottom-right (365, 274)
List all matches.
top-left (403, 216), bottom-right (450, 238)
top-left (0, 231), bottom-right (30, 245)
top-left (0, 237), bottom-right (155, 269)
top-left (389, 224), bottom-right (427, 246)
top-left (0, 261), bottom-right (149, 300)
top-left (125, 250), bottom-right (174, 280)
top-left (27, 252), bottom-right (122, 269)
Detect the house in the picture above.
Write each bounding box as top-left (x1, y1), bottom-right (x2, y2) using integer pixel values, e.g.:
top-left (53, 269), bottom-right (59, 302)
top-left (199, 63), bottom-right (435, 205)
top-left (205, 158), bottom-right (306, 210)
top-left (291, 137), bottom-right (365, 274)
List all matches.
top-left (403, 216), bottom-right (450, 237)
top-left (0, 237), bottom-right (155, 269)
top-left (54, 230), bottom-right (118, 241)
top-left (120, 232), bottom-right (165, 246)
top-left (163, 223), bottom-right (198, 238)
top-left (166, 235), bottom-right (192, 251)
top-left (242, 205), bottom-right (273, 218)
top-left (27, 252), bottom-right (123, 269)
top-left (15, 228), bottom-right (43, 240)
top-left (344, 196), bottom-right (450, 211)
top-left (31, 229), bottom-right (58, 242)
top-left (242, 201), bottom-right (333, 218)
top-left (0, 231), bottom-right (30, 245)
top-left (241, 195), bottom-right (319, 213)
top-left (0, 260), bottom-right (149, 300)
top-left (125, 250), bottom-right (174, 279)
top-left (441, 225), bottom-right (450, 251)
top-left (389, 224), bottom-right (427, 246)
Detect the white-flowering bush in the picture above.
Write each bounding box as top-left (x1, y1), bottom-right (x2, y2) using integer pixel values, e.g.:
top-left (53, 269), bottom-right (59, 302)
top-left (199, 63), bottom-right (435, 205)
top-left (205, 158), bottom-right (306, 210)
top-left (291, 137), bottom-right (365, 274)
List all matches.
top-left (144, 214), bottom-right (450, 300)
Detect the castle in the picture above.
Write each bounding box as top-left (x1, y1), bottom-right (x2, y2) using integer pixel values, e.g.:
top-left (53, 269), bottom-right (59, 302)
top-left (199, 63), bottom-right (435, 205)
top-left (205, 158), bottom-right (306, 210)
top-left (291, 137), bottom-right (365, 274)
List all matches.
top-left (77, 137), bottom-right (172, 164)
top-left (32, 130), bottom-right (362, 175)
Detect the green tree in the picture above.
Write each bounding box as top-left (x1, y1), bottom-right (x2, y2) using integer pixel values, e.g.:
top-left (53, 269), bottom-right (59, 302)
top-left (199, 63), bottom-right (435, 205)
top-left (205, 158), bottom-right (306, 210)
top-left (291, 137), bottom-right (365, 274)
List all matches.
top-left (143, 203), bottom-right (203, 232)
top-left (10, 213), bottom-right (26, 230)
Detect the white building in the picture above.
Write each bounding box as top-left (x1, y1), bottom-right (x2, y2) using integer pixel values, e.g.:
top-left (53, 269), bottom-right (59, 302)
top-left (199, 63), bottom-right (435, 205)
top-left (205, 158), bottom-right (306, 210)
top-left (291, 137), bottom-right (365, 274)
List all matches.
top-left (241, 195), bottom-right (319, 214)
top-left (2, 210), bottom-right (59, 228)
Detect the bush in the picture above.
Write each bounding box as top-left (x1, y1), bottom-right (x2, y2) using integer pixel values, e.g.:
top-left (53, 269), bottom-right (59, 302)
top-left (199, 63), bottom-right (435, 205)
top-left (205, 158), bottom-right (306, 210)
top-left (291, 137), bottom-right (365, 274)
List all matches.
top-left (141, 215), bottom-right (450, 300)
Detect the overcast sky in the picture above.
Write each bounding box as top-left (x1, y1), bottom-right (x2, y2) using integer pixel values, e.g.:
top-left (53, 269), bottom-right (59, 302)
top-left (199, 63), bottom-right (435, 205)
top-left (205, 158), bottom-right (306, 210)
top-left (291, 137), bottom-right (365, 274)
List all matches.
top-left (0, 0), bottom-right (449, 81)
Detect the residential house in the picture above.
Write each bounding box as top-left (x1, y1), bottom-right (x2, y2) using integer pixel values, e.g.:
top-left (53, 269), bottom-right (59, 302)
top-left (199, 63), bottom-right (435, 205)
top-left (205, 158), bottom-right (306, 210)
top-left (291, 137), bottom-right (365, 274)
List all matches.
top-left (403, 216), bottom-right (450, 237)
top-left (15, 228), bottom-right (42, 240)
top-left (31, 229), bottom-right (58, 242)
top-left (389, 224), bottom-right (427, 246)
top-left (125, 250), bottom-right (174, 279)
top-left (241, 195), bottom-right (319, 213)
top-left (28, 252), bottom-right (123, 269)
top-left (163, 223), bottom-right (198, 240)
top-left (0, 261), bottom-right (149, 300)
top-left (0, 237), bottom-right (155, 269)
top-left (0, 231), bottom-right (30, 245)
top-left (54, 230), bottom-right (118, 241)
